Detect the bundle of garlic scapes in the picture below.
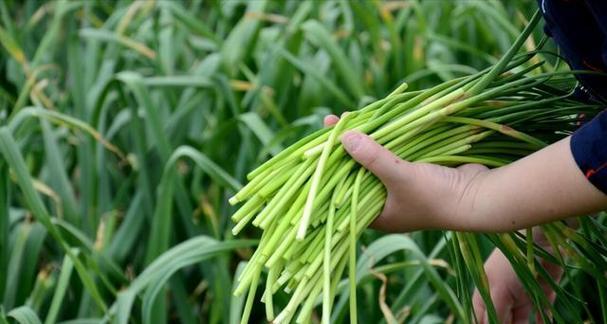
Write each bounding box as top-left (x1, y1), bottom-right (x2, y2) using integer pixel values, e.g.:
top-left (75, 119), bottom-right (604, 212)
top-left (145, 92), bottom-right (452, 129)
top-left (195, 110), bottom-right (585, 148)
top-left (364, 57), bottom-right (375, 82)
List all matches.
top-left (229, 12), bottom-right (601, 324)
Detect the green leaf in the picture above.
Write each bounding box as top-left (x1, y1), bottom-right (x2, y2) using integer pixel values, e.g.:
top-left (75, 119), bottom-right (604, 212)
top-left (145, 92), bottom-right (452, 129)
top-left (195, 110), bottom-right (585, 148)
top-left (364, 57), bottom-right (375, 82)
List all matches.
top-left (238, 112), bottom-right (282, 156)
top-left (332, 234), bottom-right (464, 321)
top-left (220, 0), bottom-right (268, 76)
top-left (40, 120), bottom-right (79, 225)
top-left (111, 236), bottom-right (256, 324)
top-left (229, 262), bottom-right (248, 324)
top-left (107, 193), bottom-right (145, 263)
top-left (44, 251), bottom-right (75, 324)
top-left (301, 20), bottom-right (365, 99)
top-left (167, 146), bottom-right (242, 192)
top-left (7, 306), bottom-right (41, 324)
top-left (279, 49), bottom-right (355, 108)
top-left (0, 128), bottom-right (107, 313)
top-left (4, 223), bottom-right (33, 310)
top-left (0, 162), bottom-right (9, 298)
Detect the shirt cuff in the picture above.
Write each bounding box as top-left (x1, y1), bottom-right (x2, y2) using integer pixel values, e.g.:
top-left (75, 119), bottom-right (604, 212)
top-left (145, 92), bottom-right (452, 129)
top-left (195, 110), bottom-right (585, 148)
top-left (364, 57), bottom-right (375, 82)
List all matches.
top-left (570, 110), bottom-right (607, 194)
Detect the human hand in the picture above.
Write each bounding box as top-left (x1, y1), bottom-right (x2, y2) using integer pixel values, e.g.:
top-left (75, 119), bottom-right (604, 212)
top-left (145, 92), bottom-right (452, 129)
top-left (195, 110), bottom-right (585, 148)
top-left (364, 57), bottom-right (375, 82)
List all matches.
top-left (326, 111), bottom-right (593, 322)
top-left (323, 114), bottom-right (489, 232)
top-left (471, 246), bottom-right (562, 324)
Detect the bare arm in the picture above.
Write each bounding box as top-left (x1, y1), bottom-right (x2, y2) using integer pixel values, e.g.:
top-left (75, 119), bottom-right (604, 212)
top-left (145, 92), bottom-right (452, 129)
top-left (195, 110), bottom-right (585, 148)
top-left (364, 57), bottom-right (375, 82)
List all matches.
top-left (459, 136), bottom-right (607, 231)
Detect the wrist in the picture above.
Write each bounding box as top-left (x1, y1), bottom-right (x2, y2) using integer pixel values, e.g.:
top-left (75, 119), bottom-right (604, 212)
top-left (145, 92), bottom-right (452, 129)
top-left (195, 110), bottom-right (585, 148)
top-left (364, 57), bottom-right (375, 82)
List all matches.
top-left (450, 167), bottom-right (493, 231)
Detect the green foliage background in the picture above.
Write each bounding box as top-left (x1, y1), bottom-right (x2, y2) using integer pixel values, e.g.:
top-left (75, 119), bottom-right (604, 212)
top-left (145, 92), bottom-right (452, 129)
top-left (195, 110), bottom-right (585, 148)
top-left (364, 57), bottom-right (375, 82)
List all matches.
top-left (1, 0), bottom-right (605, 323)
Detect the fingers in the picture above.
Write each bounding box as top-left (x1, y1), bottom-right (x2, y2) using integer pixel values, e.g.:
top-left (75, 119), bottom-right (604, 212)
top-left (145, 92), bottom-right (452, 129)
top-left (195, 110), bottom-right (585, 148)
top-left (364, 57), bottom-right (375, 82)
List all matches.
top-left (324, 111), bottom-right (351, 127)
top-left (472, 287), bottom-right (513, 324)
top-left (340, 131), bottom-right (410, 186)
top-left (472, 248), bottom-right (562, 324)
top-left (512, 304), bottom-right (534, 324)
top-left (472, 290), bottom-right (486, 324)
top-left (323, 114), bottom-right (339, 127)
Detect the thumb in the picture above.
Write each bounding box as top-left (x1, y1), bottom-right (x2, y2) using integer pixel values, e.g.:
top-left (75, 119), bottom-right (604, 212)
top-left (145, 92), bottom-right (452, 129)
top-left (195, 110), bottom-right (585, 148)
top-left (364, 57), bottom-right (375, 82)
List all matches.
top-left (341, 131), bottom-right (407, 185)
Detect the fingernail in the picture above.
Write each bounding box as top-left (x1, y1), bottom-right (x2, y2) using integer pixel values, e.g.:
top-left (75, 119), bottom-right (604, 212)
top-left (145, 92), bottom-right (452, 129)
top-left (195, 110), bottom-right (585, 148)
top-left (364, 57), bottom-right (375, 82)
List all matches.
top-left (342, 132), bottom-right (361, 153)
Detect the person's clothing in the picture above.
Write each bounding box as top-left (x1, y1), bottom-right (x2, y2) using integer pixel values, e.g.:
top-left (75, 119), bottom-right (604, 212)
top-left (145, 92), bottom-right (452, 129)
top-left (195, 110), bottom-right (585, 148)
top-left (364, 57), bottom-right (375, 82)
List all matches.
top-left (539, 0), bottom-right (607, 194)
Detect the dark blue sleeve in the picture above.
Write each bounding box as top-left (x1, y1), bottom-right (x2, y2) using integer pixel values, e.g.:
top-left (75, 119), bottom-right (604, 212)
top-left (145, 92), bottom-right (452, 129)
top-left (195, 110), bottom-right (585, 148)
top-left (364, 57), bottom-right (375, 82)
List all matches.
top-left (571, 111), bottom-right (607, 194)
top-left (539, 0), bottom-right (607, 194)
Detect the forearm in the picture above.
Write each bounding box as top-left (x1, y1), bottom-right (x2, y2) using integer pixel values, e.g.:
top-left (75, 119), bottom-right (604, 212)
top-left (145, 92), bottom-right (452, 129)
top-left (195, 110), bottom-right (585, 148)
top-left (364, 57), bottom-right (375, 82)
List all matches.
top-left (464, 136), bottom-right (607, 231)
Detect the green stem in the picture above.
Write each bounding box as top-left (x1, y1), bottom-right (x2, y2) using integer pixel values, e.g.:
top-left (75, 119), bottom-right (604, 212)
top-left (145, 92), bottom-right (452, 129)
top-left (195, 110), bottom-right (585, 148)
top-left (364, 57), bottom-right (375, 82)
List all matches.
top-left (468, 10), bottom-right (541, 95)
top-left (299, 114), bottom-right (352, 240)
top-left (322, 183), bottom-right (341, 323)
top-left (349, 169), bottom-right (364, 324)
